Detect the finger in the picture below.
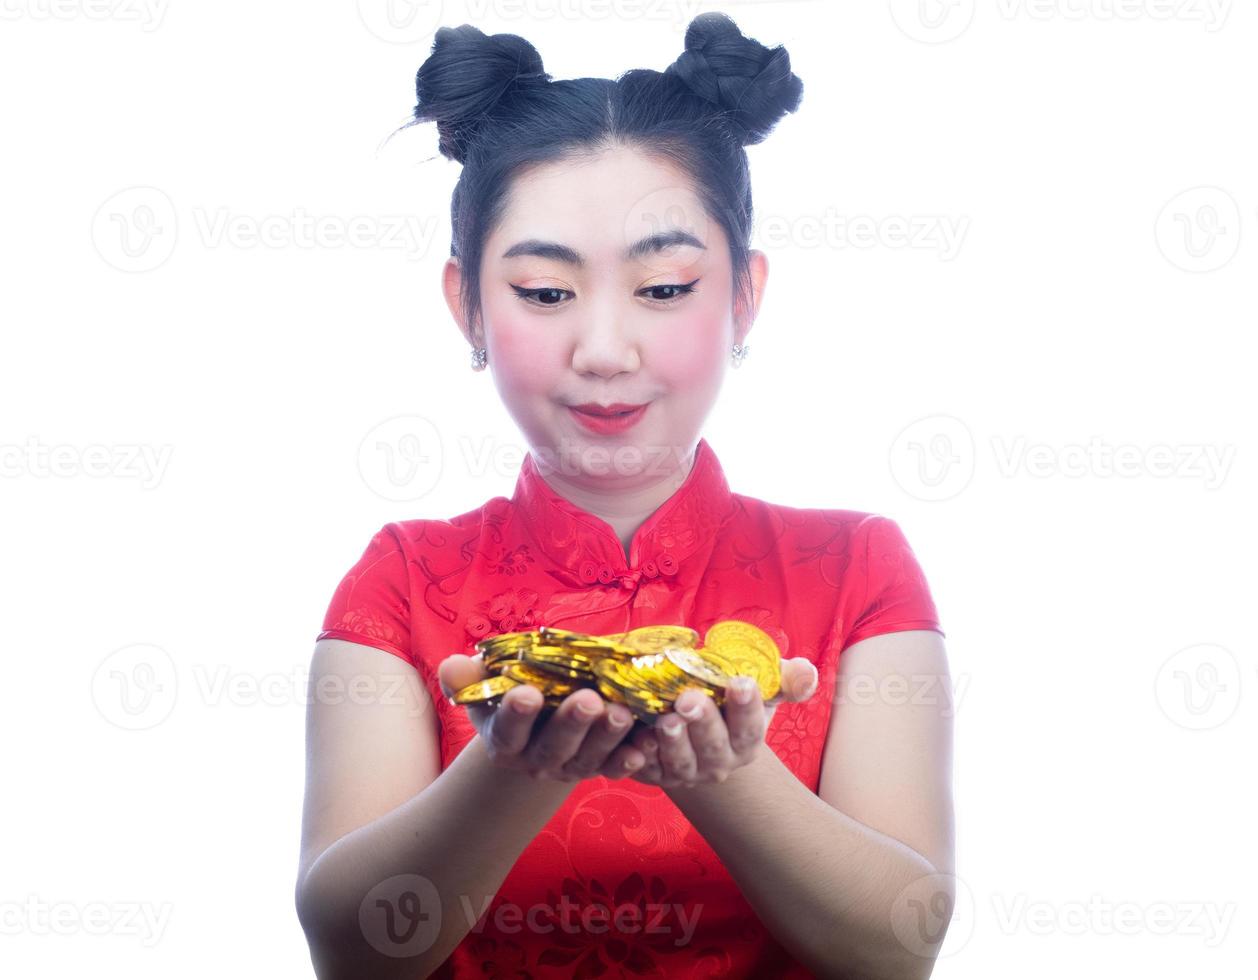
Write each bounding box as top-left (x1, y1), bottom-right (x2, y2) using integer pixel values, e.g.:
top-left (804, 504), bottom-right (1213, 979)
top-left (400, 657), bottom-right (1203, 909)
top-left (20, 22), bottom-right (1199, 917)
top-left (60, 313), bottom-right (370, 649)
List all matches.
top-left (721, 676), bottom-right (767, 755)
top-left (781, 658), bottom-right (820, 702)
top-left (484, 683), bottom-right (545, 759)
top-left (673, 687), bottom-right (732, 778)
top-left (522, 688), bottom-right (605, 778)
top-left (653, 709), bottom-right (697, 784)
top-left (440, 654), bottom-right (501, 735)
top-left (598, 741), bottom-right (648, 780)
top-left (628, 729), bottom-right (664, 784)
top-left (563, 702), bottom-right (637, 780)
top-left (437, 653), bottom-right (487, 700)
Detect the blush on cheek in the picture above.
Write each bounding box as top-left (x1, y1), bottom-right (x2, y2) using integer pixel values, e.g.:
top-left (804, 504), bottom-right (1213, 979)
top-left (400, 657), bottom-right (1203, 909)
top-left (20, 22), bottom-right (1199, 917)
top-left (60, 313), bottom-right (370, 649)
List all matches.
top-left (485, 318), bottom-right (576, 432)
top-left (488, 319), bottom-right (538, 367)
top-left (645, 317), bottom-right (725, 389)
top-left (484, 314), bottom-right (570, 404)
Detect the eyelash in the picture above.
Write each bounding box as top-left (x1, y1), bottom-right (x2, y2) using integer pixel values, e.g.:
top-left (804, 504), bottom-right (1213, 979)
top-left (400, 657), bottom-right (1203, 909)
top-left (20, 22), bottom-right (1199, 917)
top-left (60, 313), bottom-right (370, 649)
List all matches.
top-left (511, 279), bottom-right (701, 308)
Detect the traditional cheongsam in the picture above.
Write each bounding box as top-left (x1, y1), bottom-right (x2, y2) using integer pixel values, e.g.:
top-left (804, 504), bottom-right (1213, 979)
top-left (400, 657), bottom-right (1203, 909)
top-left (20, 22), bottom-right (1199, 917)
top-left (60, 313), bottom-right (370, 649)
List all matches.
top-left (318, 437), bottom-right (945, 978)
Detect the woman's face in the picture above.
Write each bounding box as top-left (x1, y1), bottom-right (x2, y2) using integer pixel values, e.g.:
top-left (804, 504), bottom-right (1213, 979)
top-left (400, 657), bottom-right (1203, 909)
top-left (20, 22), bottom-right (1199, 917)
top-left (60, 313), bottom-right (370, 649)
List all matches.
top-left (447, 145), bottom-right (764, 485)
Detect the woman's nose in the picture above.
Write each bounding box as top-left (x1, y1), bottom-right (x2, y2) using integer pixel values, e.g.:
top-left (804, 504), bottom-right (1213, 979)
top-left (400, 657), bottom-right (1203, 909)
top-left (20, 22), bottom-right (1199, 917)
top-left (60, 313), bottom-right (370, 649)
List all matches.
top-left (570, 312), bottom-right (641, 377)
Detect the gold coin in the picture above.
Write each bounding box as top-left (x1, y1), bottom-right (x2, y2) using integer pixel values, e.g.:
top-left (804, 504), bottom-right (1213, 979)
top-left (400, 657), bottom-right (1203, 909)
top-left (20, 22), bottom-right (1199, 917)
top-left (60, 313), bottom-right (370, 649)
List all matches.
top-left (536, 626), bottom-right (599, 646)
top-left (593, 659), bottom-right (667, 711)
top-left (526, 648), bottom-right (598, 669)
top-left (476, 630), bottom-right (537, 654)
top-left (451, 674), bottom-right (520, 706)
top-left (623, 652), bottom-right (719, 713)
top-left (591, 657), bottom-right (637, 695)
top-left (519, 658), bottom-right (595, 683)
top-left (454, 621), bottom-right (779, 719)
top-left (478, 632), bottom-right (537, 668)
top-left (482, 649), bottom-right (525, 671)
top-left (498, 661), bottom-right (581, 695)
top-left (616, 626), bottom-right (700, 655)
top-left (702, 621), bottom-right (782, 700)
top-left (665, 646), bottom-right (731, 690)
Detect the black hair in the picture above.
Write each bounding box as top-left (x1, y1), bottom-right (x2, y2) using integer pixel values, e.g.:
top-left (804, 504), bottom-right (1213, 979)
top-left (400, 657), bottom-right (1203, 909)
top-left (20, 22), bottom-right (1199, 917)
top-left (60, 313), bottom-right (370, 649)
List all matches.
top-left (407, 12), bottom-right (803, 337)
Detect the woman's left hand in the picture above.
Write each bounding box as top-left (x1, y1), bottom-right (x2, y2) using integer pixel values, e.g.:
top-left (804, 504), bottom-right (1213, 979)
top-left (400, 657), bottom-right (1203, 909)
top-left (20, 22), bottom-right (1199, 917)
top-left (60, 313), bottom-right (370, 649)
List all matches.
top-left (597, 657), bottom-right (820, 788)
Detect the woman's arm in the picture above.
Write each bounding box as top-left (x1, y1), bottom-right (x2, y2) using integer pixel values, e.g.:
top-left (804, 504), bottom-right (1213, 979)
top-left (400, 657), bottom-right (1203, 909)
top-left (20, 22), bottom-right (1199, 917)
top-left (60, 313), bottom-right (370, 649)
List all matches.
top-left (664, 629), bottom-right (956, 980)
top-left (295, 639), bottom-right (576, 979)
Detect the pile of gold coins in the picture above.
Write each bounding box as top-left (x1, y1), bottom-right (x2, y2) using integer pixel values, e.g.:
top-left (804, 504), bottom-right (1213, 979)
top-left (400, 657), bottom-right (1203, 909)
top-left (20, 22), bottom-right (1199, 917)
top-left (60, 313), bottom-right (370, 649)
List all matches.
top-left (450, 621), bottom-right (783, 725)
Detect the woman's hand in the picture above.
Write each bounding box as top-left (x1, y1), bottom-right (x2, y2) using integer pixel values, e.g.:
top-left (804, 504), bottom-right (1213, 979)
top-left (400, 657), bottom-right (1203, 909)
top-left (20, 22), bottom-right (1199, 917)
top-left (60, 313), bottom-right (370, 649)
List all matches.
top-left (437, 653), bottom-right (645, 783)
top-left (620, 657), bottom-right (821, 789)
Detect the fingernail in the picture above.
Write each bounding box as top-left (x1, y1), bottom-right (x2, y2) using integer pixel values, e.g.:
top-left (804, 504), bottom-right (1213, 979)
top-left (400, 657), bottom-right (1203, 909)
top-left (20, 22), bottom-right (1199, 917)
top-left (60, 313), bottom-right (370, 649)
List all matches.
top-left (576, 700), bottom-right (599, 718)
top-left (623, 757), bottom-right (640, 770)
top-left (730, 677), bottom-right (754, 704)
top-left (641, 737), bottom-right (658, 753)
top-left (676, 695), bottom-right (703, 719)
top-left (660, 719), bottom-right (682, 737)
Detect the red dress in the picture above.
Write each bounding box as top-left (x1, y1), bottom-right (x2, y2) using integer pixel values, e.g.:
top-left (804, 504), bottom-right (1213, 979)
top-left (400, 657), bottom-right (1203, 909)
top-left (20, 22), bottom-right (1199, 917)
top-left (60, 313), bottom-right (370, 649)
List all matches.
top-left (317, 437), bottom-right (944, 978)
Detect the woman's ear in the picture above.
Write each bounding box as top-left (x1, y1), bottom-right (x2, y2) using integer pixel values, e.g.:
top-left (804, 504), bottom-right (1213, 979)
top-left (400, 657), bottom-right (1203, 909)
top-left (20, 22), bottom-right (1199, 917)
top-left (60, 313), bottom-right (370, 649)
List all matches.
top-left (442, 256), bottom-right (482, 348)
top-left (734, 248), bottom-right (768, 348)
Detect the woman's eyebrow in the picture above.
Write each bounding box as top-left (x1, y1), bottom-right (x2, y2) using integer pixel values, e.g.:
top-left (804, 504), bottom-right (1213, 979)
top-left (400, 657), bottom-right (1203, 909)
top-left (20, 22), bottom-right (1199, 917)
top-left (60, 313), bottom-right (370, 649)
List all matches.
top-left (500, 229), bottom-right (706, 267)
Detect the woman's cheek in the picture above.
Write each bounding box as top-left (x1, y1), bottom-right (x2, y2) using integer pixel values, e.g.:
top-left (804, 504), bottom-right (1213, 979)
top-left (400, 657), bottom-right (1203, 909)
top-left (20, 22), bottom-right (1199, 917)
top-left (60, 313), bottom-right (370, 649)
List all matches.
top-left (647, 314), bottom-right (726, 390)
top-left (488, 317), bottom-right (565, 389)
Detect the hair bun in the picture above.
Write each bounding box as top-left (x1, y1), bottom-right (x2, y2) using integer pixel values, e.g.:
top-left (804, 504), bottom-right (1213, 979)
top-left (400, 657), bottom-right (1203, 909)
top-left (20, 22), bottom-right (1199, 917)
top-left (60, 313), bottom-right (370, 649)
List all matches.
top-left (413, 24), bottom-right (550, 164)
top-left (664, 12), bottom-right (802, 146)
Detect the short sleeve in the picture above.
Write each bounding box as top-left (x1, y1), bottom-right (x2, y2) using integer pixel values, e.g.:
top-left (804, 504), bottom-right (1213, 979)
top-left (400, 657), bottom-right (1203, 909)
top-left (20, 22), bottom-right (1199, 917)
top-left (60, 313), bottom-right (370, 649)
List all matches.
top-left (841, 516), bottom-right (945, 652)
top-left (316, 523), bottom-right (413, 666)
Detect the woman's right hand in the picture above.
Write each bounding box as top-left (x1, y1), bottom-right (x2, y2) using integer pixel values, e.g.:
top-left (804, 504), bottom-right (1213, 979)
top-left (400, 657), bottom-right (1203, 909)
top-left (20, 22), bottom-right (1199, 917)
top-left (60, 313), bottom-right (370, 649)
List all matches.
top-left (437, 653), bottom-right (649, 783)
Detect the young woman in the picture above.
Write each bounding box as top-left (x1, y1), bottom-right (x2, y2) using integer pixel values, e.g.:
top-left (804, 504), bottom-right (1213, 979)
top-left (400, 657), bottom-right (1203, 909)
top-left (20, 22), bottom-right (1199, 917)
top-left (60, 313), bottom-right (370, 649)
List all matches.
top-left (296, 13), bottom-right (955, 978)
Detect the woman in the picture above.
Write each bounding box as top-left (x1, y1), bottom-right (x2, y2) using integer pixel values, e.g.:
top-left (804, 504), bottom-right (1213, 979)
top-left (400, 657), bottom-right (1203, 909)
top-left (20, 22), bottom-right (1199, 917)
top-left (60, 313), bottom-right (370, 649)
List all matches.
top-left (296, 13), bottom-right (955, 978)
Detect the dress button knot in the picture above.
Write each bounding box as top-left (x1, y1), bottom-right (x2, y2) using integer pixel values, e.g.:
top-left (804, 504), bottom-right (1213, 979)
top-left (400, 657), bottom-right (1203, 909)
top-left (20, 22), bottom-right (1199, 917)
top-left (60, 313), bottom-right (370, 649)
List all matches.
top-left (597, 563), bottom-right (616, 585)
top-left (578, 559), bottom-right (600, 584)
top-left (657, 551), bottom-right (679, 576)
top-left (642, 559), bottom-right (659, 579)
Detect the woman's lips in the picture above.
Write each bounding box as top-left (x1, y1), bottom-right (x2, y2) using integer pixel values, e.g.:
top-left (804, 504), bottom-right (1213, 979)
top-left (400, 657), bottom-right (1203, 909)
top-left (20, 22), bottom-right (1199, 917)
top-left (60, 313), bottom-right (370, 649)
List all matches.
top-left (567, 402), bottom-right (650, 434)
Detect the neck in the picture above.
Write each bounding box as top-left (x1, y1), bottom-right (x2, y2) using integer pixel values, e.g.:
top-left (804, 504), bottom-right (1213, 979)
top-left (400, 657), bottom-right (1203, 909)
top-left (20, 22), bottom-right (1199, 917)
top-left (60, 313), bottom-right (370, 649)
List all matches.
top-left (533, 445), bottom-right (697, 561)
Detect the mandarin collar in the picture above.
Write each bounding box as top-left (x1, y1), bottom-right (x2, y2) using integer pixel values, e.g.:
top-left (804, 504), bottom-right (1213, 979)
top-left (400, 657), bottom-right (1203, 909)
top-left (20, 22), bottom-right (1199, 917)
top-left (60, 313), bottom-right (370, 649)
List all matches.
top-left (510, 437), bottom-right (735, 588)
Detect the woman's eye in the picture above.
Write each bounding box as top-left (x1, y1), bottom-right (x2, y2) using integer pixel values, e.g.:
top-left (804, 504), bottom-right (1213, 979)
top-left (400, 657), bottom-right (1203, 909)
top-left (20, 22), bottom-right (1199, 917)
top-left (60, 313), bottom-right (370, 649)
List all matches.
top-left (641, 280), bottom-right (700, 303)
top-left (510, 279), bottom-right (700, 308)
top-left (511, 286), bottom-right (571, 306)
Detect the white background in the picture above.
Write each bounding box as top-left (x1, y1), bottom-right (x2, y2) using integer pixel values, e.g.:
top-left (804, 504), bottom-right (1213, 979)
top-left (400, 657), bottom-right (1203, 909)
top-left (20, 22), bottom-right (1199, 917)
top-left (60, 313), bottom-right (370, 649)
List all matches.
top-left (2, 0), bottom-right (1254, 976)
